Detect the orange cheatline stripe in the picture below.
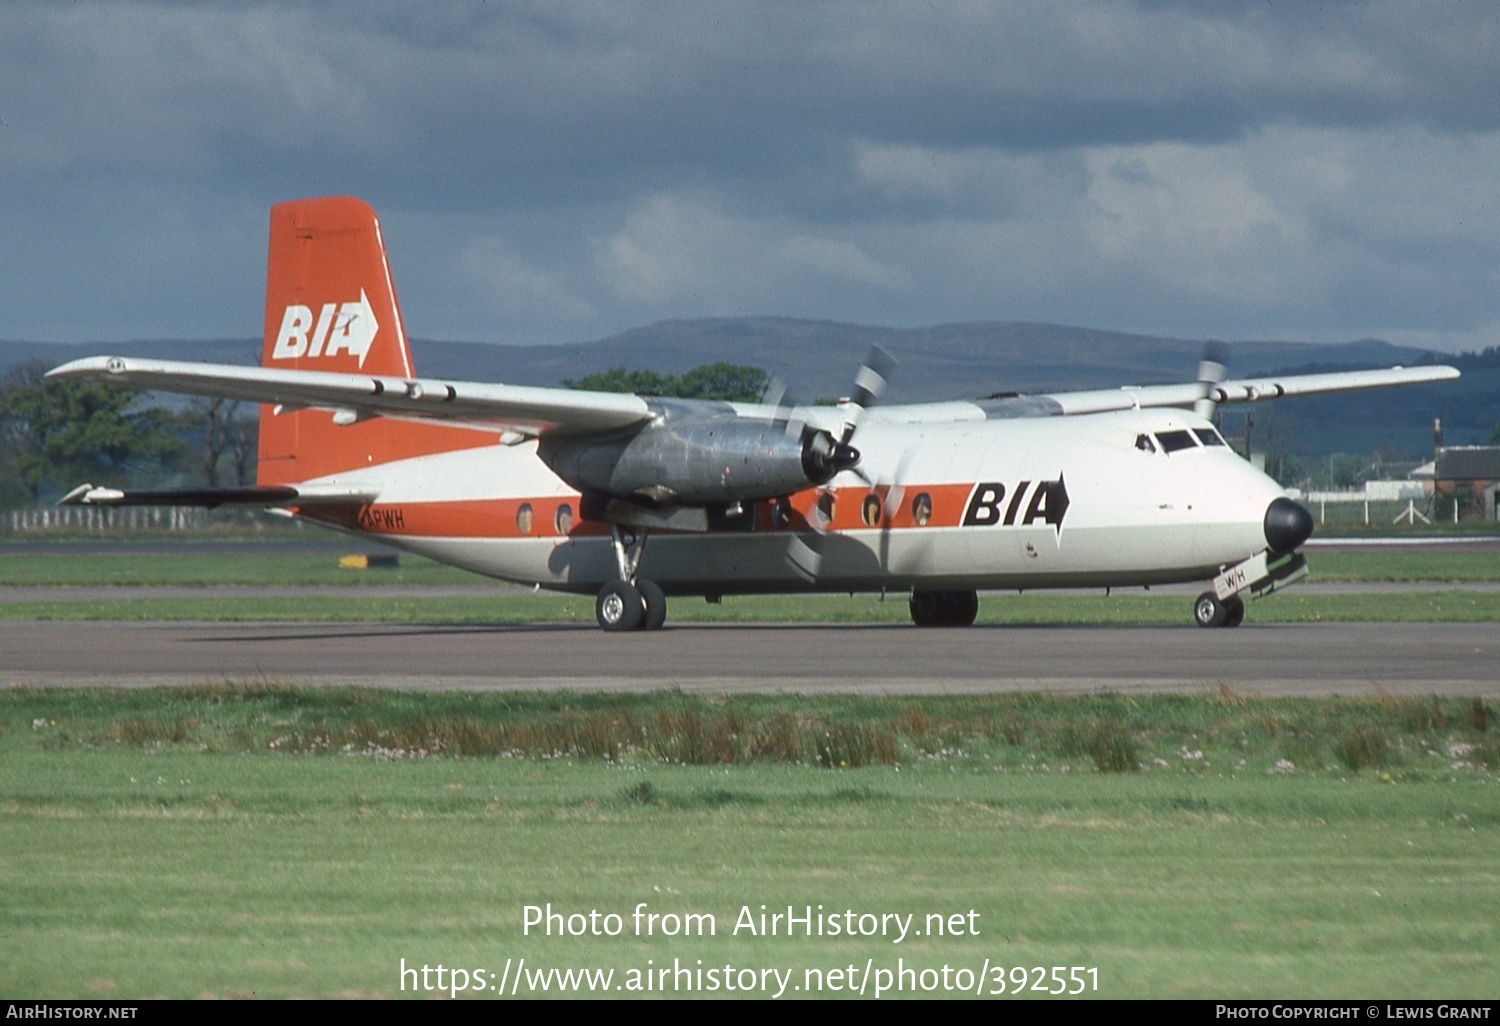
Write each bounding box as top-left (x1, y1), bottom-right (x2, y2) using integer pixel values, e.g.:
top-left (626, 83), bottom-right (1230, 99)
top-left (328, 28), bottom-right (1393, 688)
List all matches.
top-left (296, 483), bottom-right (982, 539)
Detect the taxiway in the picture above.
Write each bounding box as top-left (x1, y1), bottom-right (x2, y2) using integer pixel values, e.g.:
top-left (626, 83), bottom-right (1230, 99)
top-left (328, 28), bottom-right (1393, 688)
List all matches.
top-left (3, 620), bottom-right (1494, 696)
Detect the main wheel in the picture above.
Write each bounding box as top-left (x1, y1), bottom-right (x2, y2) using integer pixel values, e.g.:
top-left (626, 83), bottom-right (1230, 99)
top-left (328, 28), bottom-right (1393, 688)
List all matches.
top-left (946, 590), bottom-right (980, 627)
top-left (910, 589), bottom-right (980, 627)
top-left (910, 590), bottom-right (945, 627)
top-left (596, 580), bottom-right (644, 632)
top-left (638, 579), bottom-right (667, 631)
top-left (1193, 591), bottom-right (1228, 628)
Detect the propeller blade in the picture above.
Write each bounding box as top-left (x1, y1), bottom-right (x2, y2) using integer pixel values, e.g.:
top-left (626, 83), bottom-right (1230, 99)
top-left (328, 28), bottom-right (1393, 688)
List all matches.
top-left (1194, 340), bottom-right (1231, 420)
top-left (839, 345), bottom-right (897, 445)
top-left (878, 446), bottom-right (917, 571)
top-left (785, 347), bottom-right (897, 582)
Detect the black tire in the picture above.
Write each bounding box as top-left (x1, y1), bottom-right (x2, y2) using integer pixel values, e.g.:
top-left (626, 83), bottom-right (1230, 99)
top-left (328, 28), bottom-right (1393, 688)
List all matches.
top-left (910, 590), bottom-right (944, 627)
top-left (596, 581), bottom-right (644, 632)
top-left (1222, 596), bottom-right (1245, 628)
top-left (638, 579), bottom-right (667, 631)
top-left (946, 590), bottom-right (980, 627)
top-left (910, 589), bottom-right (979, 627)
top-left (1193, 591), bottom-right (1228, 628)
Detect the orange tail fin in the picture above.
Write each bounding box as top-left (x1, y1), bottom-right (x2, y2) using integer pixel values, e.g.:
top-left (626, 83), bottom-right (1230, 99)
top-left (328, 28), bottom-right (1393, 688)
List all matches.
top-left (256, 197), bottom-right (490, 485)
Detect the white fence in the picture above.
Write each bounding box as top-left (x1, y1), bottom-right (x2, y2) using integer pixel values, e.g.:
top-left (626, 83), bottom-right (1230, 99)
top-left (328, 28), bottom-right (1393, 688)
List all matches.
top-left (3, 506), bottom-right (209, 533)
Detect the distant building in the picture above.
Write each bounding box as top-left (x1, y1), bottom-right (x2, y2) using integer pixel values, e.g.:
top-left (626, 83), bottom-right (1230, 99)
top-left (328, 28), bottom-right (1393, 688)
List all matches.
top-left (1433, 446), bottom-right (1500, 520)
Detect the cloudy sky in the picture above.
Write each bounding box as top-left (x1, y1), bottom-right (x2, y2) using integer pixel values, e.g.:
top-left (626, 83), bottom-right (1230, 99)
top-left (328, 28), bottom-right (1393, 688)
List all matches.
top-left (4, 1), bottom-right (1499, 353)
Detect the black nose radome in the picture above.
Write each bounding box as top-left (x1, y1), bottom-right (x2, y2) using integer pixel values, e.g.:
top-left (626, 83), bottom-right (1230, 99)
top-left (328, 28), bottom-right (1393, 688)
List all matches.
top-left (1264, 497), bottom-right (1314, 554)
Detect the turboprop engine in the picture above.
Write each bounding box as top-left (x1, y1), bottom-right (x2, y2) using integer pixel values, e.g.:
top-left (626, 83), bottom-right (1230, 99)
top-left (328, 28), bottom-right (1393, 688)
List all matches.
top-left (538, 407), bottom-right (859, 508)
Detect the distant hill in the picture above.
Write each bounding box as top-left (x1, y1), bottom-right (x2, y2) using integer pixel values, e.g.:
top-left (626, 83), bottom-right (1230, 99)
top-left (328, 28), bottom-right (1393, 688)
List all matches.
top-left (4, 318), bottom-right (1483, 457)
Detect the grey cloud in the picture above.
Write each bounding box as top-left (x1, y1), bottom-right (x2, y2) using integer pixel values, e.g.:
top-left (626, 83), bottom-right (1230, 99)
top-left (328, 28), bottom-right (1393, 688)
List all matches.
top-left (3, 0), bottom-right (1500, 350)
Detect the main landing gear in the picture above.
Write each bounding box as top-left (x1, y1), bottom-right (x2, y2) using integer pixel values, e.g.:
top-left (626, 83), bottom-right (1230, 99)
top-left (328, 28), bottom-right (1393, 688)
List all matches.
top-left (909, 589), bottom-right (979, 627)
top-left (595, 525), bottom-right (667, 632)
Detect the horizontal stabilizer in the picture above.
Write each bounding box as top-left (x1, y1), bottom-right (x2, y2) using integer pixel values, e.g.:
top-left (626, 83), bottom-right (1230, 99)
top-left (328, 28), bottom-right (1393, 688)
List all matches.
top-left (58, 483), bottom-right (379, 509)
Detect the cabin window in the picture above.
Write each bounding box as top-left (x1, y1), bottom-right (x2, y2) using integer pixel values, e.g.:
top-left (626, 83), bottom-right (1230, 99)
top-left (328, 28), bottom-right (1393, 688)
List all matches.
top-left (1194, 428), bottom-right (1227, 447)
top-left (555, 503), bottom-right (573, 535)
top-left (911, 492), bottom-right (932, 526)
top-left (1156, 430), bottom-right (1198, 453)
top-left (516, 503), bottom-right (534, 535)
top-left (861, 493), bottom-right (882, 526)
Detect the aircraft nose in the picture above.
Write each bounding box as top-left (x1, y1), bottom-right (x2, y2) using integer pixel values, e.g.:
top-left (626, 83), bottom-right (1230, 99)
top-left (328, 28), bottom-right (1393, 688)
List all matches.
top-left (1264, 497), bottom-right (1314, 554)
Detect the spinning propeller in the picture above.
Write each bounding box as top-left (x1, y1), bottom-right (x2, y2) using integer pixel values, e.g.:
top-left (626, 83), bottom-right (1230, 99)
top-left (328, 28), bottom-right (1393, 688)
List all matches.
top-left (1194, 340), bottom-right (1231, 420)
top-left (782, 346), bottom-right (898, 581)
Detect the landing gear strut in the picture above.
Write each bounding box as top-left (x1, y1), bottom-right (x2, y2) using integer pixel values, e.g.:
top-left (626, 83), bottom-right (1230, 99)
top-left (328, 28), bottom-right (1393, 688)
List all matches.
top-left (1192, 550), bottom-right (1307, 628)
top-left (909, 589), bottom-right (980, 627)
top-left (595, 525), bottom-right (666, 632)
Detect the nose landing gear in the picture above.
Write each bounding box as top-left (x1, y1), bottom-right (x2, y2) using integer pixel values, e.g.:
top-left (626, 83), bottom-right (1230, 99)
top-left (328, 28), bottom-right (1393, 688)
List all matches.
top-left (1193, 591), bottom-right (1245, 629)
top-left (1193, 549), bottom-right (1307, 628)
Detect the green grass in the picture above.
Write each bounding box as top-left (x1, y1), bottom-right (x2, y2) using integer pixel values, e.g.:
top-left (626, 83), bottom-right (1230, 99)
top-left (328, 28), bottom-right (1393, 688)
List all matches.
top-left (5, 589), bottom-right (1500, 623)
top-left (1311, 550), bottom-right (1500, 582)
top-left (2, 688), bottom-right (1497, 998)
top-left (3, 545), bottom-right (1499, 624)
top-left (0, 551), bottom-right (476, 587)
top-left (3, 548), bottom-right (1500, 588)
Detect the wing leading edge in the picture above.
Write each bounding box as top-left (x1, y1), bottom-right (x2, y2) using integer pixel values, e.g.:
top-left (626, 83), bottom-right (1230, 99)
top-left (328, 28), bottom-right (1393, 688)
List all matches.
top-left (45, 355), bottom-right (653, 439)
top-left (47, 355), bottom-right (1461, 437)
top-left (1041, 364), bottom-right (1461, 417)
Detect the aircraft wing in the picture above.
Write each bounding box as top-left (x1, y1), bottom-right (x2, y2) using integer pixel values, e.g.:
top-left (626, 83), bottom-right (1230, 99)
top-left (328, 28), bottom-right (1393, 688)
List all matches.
top-left (45, 356), bottom-right (653, 438)
top-left (1035, 364), bottom-right (1460, 416)
top-left (47, 355), bottom-right (1461, 435)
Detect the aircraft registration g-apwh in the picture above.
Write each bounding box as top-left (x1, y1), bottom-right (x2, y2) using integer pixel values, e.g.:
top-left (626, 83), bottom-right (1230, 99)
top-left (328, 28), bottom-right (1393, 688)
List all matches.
top-left (49, 197), bottom-right (1460, 632)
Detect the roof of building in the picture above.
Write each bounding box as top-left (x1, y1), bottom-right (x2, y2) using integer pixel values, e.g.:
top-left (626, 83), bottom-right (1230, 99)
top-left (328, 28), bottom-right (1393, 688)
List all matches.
top-left (1435, 446), bottom-right (1500, 481)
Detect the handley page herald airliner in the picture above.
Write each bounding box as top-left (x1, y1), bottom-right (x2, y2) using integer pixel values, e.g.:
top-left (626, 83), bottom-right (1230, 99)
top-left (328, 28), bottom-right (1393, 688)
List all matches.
top-left (49, 197), bottom-right (1459, 631)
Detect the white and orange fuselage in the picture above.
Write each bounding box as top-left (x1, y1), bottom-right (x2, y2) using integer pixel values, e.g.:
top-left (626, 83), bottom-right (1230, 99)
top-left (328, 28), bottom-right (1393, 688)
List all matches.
top-left (286, 408), bottom-right (1287, 596)
top-left (55, 196), bottom-right (1453, 625)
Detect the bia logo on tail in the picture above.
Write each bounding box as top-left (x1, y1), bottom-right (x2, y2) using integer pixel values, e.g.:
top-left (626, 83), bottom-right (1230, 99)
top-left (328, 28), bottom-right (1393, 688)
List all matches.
top-left (271, 290), bottom-right (380, 367)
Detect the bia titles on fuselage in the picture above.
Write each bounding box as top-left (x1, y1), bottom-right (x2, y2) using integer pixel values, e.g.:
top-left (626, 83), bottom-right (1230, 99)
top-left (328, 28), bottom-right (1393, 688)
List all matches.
top-left (49, 196), bottom-right (1459, 632)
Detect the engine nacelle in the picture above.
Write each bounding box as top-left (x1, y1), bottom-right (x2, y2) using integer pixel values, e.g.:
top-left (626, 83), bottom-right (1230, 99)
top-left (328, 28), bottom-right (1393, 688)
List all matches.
top-left (538, 410), bottom-right (858, 507)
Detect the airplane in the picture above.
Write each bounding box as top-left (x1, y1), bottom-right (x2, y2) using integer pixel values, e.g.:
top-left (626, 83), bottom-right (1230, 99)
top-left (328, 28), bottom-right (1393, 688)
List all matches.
top-left (48, 196), bottom-right (1460, 632)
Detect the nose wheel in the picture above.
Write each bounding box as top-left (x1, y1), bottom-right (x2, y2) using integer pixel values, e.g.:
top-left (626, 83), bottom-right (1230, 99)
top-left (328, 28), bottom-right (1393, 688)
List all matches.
top-left (1193, 591), bottom-right (1244, 628)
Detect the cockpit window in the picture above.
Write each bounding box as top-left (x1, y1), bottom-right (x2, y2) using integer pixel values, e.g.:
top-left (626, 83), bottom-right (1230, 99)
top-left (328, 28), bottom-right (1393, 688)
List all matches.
top-left (1193, 428), bottom-right (1227, 447)
top-left (1135, 433), bottom-right (1157, 453)
top-left (1156, 430), bottom-right (1198, 453)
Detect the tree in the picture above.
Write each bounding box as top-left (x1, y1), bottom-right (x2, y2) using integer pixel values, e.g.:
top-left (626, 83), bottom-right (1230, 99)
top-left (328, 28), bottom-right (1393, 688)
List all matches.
top-left (563, 367), bottom-right (673, 395)
top-left (673, 363), bottom-right (769, 402)
top-left (564, 363), bottom-right (768, 403)
top-left (0, 363), bottom-right (185, 505)
top-left (231, 415), bottom-right (258, 487)
top-left (178, 396), bottom-right (252, 487)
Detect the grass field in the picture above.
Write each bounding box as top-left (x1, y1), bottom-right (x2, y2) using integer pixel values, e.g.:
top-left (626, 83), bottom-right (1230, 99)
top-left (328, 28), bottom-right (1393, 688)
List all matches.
top-left (2, 546), bottom-right (1500, 625)
top-left (4, 543), bottom-right (1498, 999)
top-left (3, 687), bottom-right (1497, 999)
top-left (4, 589), bottom-right (1500, 624)
top-left (3, 546), bottom-right (1500, 588)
